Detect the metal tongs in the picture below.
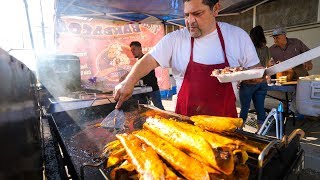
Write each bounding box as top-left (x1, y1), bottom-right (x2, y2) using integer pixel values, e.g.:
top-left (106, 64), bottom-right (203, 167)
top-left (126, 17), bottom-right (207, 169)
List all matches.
top-left (100, 109), bottom-right (125, 130)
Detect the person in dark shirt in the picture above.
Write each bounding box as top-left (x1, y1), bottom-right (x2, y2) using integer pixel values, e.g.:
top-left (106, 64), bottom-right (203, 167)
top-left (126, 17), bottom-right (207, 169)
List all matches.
top-left (120, 41), bottom-right (164, 109)
top-left (269, 26), bottom-right (313, 80)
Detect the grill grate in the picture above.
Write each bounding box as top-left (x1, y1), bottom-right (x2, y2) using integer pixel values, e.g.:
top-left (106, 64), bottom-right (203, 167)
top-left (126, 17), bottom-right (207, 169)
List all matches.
top-left (48, 104), bottom-right (304, 180)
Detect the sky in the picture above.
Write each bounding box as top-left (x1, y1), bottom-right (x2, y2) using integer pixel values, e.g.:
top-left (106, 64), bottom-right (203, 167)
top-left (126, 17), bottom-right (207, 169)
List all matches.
top-left (0, 0), bottom-right (54, 70)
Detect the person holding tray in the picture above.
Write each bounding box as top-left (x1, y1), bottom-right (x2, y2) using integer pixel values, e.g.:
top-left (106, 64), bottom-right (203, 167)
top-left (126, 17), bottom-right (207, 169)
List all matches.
top-left (114, 0), bottom-right (262, 117)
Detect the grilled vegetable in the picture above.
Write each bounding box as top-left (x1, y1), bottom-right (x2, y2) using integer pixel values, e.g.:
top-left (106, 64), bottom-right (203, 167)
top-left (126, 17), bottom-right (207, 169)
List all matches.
top-left (174, 120), bottom-right (261, 154)
top-left (233, 150), bottom-right (249, 165)
top-left (134, 130), bottom-right (210, 180)
top-left (102, 140), bottom-right (127, 168)
top-left (110, 160), bottom-right (138, 180)
top-left (144, 117), bottom-right (234, 175)
top-left (190, 115), bottom-right (243, 132)
top-left (226, 164), bottom-right (250, 180)
top-left (116, 133), bottom-right (166, 179)
top-left (163, 163), bottom-right (179, 180)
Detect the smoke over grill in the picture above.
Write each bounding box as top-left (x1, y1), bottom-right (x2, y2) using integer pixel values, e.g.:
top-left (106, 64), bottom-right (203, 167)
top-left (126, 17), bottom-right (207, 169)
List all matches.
top-left (37, 54), bottom-right (81, 98)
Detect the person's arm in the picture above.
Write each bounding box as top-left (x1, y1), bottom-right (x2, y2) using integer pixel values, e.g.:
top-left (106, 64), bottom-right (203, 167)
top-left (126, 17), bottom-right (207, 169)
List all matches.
top-left (299, 39), bottom-right (313, 71)
top-left (114, 53), bottom-right (160, 108)
top-left (304, 61), bottom-right (313, 71)
top-left (119, 72), bottom-right (129, 82)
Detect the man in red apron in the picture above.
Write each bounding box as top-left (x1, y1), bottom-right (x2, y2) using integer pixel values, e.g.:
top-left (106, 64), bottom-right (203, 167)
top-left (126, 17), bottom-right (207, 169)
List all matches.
top-left (114, 0), bottom-right (260, 117)
top-left (175, 25), bottom-right (237, 117)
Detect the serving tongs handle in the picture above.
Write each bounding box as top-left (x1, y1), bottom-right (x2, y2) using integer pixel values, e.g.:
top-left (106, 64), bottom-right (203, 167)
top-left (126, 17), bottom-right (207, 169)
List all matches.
top-left (282, 129), bottom-right (305, 147)
top-left (80, 156), bottom-right (109, 180)
top-left (258, 139), bottom-right (280, 168)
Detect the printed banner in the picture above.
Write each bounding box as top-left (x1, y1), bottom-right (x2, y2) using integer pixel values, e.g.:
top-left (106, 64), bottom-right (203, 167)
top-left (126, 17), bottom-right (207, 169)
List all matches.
top-left (56, 17), bottom-right (170, 91)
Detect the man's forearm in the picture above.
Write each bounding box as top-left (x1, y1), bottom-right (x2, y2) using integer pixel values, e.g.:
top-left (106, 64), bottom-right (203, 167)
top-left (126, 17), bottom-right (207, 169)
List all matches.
top-left (124, 53), bottom-right (160, 85)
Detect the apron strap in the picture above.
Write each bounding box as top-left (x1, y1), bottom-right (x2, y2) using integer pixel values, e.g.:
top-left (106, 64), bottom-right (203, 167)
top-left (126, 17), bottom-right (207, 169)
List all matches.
top-left (216, 23), bottom-right (229, 65)
top-left (190, 37), bottom-right (195, 61)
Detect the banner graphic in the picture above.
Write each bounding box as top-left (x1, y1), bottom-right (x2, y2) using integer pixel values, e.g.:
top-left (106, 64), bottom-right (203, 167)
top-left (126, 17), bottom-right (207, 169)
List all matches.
top-left (56, 17), bottom-right (170, 91)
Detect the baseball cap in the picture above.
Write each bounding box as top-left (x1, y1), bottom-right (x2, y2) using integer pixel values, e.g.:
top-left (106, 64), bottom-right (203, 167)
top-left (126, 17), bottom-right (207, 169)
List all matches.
top-left (271, 26), bottom-right (286, 36)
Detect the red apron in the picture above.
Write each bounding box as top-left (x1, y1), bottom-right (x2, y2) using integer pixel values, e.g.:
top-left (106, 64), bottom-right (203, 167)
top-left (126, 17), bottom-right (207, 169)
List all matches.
top-left (175, 24), bottom-right (237, 117)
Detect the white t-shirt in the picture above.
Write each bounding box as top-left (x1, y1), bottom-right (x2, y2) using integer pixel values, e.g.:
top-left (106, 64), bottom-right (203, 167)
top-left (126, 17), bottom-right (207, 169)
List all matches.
top-left (150, 22), bottom-right (260, 98)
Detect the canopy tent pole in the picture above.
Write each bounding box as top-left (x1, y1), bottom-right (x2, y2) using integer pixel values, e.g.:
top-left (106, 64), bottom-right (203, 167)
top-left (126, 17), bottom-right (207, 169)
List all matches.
top-left (318, 0), bottom-right (320, 22)
top-left (253, 6), bottom-right (256, 27)
top-left (23, 0), bottom-right (35, 49)
top-left (39, 0), bottom-right (46, 48)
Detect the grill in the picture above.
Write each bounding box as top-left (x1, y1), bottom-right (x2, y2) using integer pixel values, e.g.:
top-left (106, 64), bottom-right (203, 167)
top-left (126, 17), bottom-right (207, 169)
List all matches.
top-left (44, 101), bottom-right (304, 180)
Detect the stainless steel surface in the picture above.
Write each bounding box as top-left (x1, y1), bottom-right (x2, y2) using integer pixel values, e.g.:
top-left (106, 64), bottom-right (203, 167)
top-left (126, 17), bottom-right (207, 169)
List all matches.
top-left (47, 86), bottom-right (152, 113)
top-left (132, 86), bottom-right (153, 95)
top-left (0, 48), bottom-right (42, 179)
top-left (100, 109), bottom-right (125, 129)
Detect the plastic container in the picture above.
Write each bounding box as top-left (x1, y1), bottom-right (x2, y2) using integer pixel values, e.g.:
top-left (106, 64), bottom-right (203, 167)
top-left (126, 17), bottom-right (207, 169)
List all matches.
top-left (296, 75), bottom-right (320, 117)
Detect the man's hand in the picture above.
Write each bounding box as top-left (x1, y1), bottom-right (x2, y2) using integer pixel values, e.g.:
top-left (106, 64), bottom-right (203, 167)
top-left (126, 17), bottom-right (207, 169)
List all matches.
top-left (304, 61), bottom-right (313, 71)
top-left (113, 53), bottom-right (160, 108)
top-left (267, 58), bottom-right (280, 67)
top-left (114, 80), bottom-right (135, 109)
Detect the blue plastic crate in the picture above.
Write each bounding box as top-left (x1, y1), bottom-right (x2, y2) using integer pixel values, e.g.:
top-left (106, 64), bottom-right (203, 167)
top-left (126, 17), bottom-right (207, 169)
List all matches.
top-left (160, 86), bottom-right (177, 99)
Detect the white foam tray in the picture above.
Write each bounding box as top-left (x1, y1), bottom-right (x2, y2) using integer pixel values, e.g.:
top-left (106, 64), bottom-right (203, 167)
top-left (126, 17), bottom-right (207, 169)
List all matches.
top-left (213, 69), bottom-right (265, 83)
top-left (266, 45), bottom-right (320, 76)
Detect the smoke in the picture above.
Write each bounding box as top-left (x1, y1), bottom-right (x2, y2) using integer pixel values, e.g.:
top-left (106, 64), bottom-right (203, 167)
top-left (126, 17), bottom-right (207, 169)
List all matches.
top-left (37, 54), bottom-right (81, 98)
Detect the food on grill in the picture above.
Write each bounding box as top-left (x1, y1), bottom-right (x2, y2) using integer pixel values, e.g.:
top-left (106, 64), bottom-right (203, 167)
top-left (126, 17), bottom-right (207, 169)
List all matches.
top-left (111, 161), bottom-right (180, 180)
top-left (190, 115), bottom-right (243, 132)
top-left (103, 139), bottom-right (178, 179)
top-left (102, 139), bottom-right (122, 156)
top-left (163, 162), bottom-right (179, 180)
top-left (144, 117), bottom-right (234, 175)
top-left (99, 114), bottom-right (269, 179)
top-left (211, 67), bottom-right (244, 76)
top-left (233, 149), bottom-right (249, 165)
top-left (134, 130), bottom-right (210, 180)
top-left (116, 133), bottom-right (166, 179)
top-left (174, 120), bottom-right (261, 154)
top-left (189, 115), bottom-right (241, 130)
top-left (221, 132), bottom-right (267, 153)
top-left (102, 140), bottom-right (127, 168)
top-left (110, 160), bottom-right (137, 180)
top-left (227, 164), bottom-right (250, 180)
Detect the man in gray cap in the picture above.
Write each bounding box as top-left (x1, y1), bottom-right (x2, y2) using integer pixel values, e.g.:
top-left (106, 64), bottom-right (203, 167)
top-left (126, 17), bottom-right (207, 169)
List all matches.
top-left (269, 26), bottom-right (313, 80)
top-left (269, 26), bottom-right (313, 119)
